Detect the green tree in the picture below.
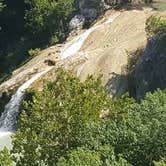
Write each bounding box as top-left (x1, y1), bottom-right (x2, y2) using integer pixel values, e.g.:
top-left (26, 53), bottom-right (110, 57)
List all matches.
top-left (77, 90), bottom-right (166, 166)
top-left (57, 148), bottom-right (102, 166)
top-left (146, 15), bottom-right (166, 36)
top-left (57, 146), bottom-right (132, 166)
top-left (154, 160), bottom-right (166, 166)
top-left (10, 70), bottom-right (166, 166)
top-left (0, 147), bottom-right (13, 166)
top-left (11, 69), bottom-right (110, 165)
top-left (25, 0), bottom-right (74, 41)
top-left (0, 0), bottom-right (5, 12)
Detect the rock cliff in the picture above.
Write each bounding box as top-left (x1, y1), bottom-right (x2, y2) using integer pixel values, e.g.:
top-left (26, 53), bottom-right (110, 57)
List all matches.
top-left (0, 8), bottom-right (159, 99)
top-left (135, 31), bottom-right (166, 98)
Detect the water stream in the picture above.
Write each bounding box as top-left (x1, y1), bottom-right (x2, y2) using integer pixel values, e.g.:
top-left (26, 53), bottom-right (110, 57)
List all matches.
top-left (61, 14), bottom-right (118, 59)
top-left (0, 14), bottom-right (118, 149)
top-left (0, 68), bottom-right (52, 138)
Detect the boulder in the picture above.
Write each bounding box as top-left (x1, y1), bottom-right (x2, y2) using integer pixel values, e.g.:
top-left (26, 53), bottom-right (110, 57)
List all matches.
top-left (69, 15), bottom-right (85, 30)
top-left (75, 0), bottom-right (104, 22)
top-left (74, 0), bottom-right (131, 23)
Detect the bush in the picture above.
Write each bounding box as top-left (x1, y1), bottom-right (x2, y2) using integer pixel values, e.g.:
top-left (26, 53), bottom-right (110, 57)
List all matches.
top-left (9, 70), bottom-right (166, 166)
top-left (0, 147), bottom-right (13, 166)
top-left (49, 35), bottom-right (59, 46)
top-left (57, 148), bottom-right (102, 166)
top-left (28, 48), bottom-right (41, 57)
top-left (0, 0), bottom-right (5, 12)
top-left (11, 69), bottom-right (111, 165)
top-left (154, 160), bottom-right (166, 166)
top-left (78, 90), bottom-right (166, 166)
top-left (57, 146), bottom-right (132, 166)
top-left (146, 15), bottom-right (166, 37)
top-left (25, 0), bottom-right (74, 40)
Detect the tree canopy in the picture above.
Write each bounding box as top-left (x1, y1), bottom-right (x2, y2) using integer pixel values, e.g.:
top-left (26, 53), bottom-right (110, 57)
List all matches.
top-left (11, 70), bottom-right (110, 165)
top-left (0, 70), bottom-right (165, 166)
top-left (0, 0), bottom-right (74, 82)
top-left (0, 0), bottom-right (5, 12)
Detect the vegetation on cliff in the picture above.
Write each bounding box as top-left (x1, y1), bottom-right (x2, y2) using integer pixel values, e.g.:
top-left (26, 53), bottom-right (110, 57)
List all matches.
top-left (0, 0), bottom-right (154, 83)
top-left (146, 15), bottom-right (166, 36)
top-left (0, 1), bottom-right (166, 166)
top-left (0, 69), bottom-right (165, 166)
top-left (0, 0), bottom-right (5, 12)
top-left (0, 0), bottom-right (74, 82)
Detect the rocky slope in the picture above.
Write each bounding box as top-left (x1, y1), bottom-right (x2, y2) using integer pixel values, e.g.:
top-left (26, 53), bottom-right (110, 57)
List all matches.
top-left (0, 7), bottom-right (159, 99)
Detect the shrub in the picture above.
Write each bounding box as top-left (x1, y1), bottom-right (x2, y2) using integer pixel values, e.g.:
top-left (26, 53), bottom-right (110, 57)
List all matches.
top-left (154, 160), bottom-right (166, 166)
top-left (49, 35), bottom-right (59, 46)
top-left (0, 0), bottom-right (5, 12)
top-left (146, 15), bottom-right (166, 37)
top-left (9, 70), bottom-right (166, 166)
top-left (0, 147), bottom-right (13, 166)
top-left (25, 0), bottom-right (74, 40)
top-left (28, 48), bottom-right (41, 57)
top-left (57, 146), bottom-right (132, 166)
top-left (11, 69), bottom-right (111, 165)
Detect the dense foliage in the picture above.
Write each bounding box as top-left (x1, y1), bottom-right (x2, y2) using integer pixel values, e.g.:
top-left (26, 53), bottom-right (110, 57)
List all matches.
top-left (11, 70), bottom-right (111, 165)
top-left (145, 15), bottom-right (166, 54)
top-left (0, 0), bottom-right (155, 83)
top-left (0, 2), bottom-right (165, 166)
top-left (0, 70), bottom-right (165, 166)
top-left (25, 0), bottom-right (74, 40)
top-left (0, 0), bottom-right (74, 82)
top-left (0, 0), bottom-right (5, 12)
top-left (0, 147), bottom-right (13, 166)
top-left (146, 15), bottom-right (166, 36)
top-left (154, 160), bottom-right (166, 166)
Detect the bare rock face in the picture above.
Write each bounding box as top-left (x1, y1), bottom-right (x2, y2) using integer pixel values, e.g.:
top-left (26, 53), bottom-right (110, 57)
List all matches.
top-left (69, 15), bottom-right (85, 30)
top-left (75, 0), bottom-right (104, 22)
top-left (135, 32), bottom-right (166, 99)
top-left (74, 0), bottom-right (131, 23)
top-left (73, 9), bottom-right (149, 98)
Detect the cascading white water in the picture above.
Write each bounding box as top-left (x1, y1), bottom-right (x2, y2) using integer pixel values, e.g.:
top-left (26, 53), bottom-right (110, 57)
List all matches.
top-left (61, 27), bottom-right (97, 59)
top-left (0, 68), bottom-right (52, 137)
top-left (61, 14), bottom-right (119, 59)
top-left (0, 13), bottom-right (119, 141)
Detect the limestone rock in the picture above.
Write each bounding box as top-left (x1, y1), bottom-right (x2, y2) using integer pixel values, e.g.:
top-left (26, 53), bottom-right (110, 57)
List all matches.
top-left (75, 0), bottom-right (104, 22)
top-left (69, 15), bottom-right (85, 30)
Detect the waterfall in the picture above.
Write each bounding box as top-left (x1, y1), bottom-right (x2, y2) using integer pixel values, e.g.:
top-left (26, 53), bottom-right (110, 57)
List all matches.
top-left (61, 14), bottom-right (119, 59)
top-left (0, 13), bottom-right (119, 138)
top-left (61, 27), bottom-right (97, 59)
top-left (0, 68), bottom-right (52, 137)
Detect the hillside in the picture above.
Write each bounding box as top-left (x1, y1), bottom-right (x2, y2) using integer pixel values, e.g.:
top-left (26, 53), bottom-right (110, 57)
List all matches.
top-left (0, 8), bottom-right (155, 97)
top-left (0, 1), bottom-right (166, 165)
